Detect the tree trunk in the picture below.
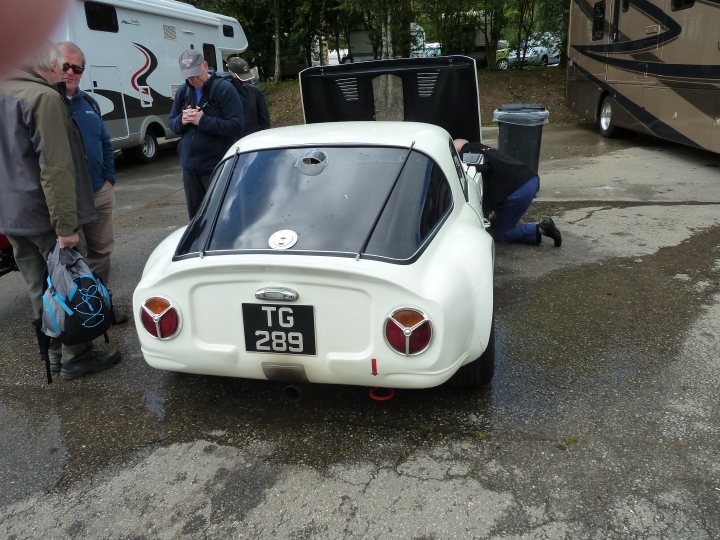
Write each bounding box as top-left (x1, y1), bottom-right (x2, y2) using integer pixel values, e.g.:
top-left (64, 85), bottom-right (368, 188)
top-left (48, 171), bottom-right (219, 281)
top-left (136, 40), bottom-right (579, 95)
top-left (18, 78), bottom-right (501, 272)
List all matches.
top-left (273, 0), bottom-right (281, 82)
top-left (381, 7), bottom-right (392, 59)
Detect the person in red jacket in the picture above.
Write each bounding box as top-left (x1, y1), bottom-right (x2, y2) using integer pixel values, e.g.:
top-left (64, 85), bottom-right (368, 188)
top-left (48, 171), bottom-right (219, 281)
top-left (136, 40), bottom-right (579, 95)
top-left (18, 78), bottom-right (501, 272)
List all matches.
top-left (455, 139), bottom-right (561, 247)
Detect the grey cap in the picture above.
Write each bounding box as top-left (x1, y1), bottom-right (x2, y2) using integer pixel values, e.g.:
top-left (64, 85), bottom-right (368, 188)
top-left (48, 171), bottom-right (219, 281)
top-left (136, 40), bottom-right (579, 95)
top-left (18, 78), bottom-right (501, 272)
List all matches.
top-left (179, 49), bottom-right (204, 78)
top-left (227, 57), bottom-right (254, 81)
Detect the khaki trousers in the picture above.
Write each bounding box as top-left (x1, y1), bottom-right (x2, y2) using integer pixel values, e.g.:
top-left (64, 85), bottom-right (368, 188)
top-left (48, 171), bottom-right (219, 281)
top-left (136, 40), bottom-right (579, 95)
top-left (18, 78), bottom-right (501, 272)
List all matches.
top-left (83, 181), bottom-right (115, 285)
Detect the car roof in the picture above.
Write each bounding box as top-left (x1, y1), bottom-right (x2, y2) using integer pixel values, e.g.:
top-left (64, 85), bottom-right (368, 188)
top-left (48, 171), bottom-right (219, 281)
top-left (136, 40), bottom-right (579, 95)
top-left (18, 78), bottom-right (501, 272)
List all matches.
top-left (298, 55), bottom-right (481, 143)
top-left (229, 121), bottom-right (453, 158)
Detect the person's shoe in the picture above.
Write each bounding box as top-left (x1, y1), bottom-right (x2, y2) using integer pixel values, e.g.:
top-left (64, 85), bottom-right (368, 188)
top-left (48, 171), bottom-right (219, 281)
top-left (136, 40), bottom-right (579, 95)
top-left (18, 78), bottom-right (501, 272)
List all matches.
top-left (60, 348), bottom-right (121, 380)
top-left (112, 307), bottom-right (129, 325)
top-left (539, 218), bottom-right (562, 247)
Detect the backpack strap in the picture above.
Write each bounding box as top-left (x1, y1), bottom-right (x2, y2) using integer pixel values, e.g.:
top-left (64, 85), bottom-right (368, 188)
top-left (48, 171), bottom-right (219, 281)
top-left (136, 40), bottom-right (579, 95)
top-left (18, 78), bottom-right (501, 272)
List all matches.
top-left (183, 76), bottom-right (223, 109)
top-left (206, 76), bottom-right (223, 105)
top-left (32, 318), bottom-right (53, 384)
top-left (81, 92), bottom-right (102, 116)
top-left (184, 85), bottom-right (193, 108)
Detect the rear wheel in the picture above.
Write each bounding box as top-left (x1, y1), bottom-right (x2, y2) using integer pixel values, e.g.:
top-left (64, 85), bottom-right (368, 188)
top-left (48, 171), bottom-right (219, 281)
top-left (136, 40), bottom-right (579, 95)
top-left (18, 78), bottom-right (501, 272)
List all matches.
top-left (448, 319), bottom-right (495, 387)
top-left (598, 96), bottom-right (631, 138)
top-left (496, 58), bottom-right (509, 70)
top-left (123, 133), bottom-right (158, 163)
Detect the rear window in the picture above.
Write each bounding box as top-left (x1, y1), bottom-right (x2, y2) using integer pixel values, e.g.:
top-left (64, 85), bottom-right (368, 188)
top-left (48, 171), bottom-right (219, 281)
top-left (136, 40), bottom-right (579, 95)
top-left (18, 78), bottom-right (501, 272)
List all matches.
top-left (176, 146), bottom-right (453, 262)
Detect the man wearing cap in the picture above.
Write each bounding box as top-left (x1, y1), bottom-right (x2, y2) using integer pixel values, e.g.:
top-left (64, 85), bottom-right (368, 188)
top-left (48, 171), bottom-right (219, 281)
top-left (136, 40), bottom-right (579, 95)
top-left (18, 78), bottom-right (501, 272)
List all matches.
top-left (169, 49), bottom-right (244, 219)
top-left (227, 57), bottom-right (270, 136)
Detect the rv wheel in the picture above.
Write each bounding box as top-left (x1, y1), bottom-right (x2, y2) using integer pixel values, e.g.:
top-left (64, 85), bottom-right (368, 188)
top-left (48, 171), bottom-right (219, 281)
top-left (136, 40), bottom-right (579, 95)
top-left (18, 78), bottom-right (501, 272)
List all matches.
top-left (599, 96), bottom-right (629, 138)
top-left (124, 133), bottom-right (158, 163)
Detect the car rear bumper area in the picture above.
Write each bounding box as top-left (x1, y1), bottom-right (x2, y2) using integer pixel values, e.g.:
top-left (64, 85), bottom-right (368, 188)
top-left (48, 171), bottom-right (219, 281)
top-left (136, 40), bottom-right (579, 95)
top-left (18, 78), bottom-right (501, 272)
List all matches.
top-left (141, 347), bottom-right (465, 389)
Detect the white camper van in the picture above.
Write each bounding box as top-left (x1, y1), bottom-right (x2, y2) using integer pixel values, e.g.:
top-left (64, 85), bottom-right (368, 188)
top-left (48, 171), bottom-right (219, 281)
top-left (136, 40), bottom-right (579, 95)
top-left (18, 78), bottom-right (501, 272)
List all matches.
top-left (53, 0), bottom-right (248, 162)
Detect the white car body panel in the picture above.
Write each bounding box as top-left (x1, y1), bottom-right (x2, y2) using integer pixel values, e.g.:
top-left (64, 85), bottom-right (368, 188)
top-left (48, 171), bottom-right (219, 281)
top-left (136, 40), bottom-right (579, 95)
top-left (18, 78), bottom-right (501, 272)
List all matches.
top-left (134, 121), bottom-right (493, 389)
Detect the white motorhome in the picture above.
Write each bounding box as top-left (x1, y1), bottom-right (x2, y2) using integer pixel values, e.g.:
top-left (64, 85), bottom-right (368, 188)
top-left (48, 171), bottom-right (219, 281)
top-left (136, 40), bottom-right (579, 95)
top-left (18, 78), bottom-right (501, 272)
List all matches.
top-left (53, 0), bottom-right (248, 162)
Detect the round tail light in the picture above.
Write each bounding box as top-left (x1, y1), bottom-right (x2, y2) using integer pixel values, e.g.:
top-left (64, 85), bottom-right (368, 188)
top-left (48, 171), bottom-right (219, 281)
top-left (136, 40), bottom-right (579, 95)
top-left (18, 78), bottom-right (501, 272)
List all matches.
top-left (384, 308), bottom-right (432, 355)
top-left (140, 296), bottom-right (180, 340)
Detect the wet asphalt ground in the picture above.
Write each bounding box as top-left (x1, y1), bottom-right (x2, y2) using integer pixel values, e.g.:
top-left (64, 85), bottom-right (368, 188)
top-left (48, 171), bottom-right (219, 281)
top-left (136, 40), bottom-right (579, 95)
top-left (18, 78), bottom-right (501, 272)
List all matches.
top-left (1, 125), bottom-right (719, 538)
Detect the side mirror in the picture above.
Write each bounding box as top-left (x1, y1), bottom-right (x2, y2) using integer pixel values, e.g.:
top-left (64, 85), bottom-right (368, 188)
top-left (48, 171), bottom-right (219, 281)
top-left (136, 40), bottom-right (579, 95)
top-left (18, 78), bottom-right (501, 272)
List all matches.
top-left (463, 152), bottom-right (488, 172)
top-left (462, 152), bottom-right (484, 166)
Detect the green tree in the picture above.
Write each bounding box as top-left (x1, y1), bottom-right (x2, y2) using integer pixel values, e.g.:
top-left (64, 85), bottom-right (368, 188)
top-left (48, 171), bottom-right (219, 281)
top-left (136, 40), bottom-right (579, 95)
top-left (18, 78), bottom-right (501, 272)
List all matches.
top-left (505, 0), bottom-right (538, 66)
top-left (536, 0), bottom-right (569, 66)
top-left (475, 0), bottom-right (506, 70)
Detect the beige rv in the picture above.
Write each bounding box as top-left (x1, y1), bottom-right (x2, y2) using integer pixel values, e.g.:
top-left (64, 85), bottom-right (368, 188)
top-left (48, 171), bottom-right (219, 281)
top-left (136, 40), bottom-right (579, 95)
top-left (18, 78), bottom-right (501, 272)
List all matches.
top-left (566, 0), bottom-right (720, 154)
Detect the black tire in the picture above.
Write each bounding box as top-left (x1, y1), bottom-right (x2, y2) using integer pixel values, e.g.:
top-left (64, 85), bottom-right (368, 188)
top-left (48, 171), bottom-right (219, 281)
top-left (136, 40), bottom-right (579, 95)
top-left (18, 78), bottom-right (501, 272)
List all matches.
top-left (123, 133), bottom-right (158, 163)
top-left (598, 96), bottom-right (630, 138)
top-left (540, 55), bottom-right (548, 66)
top-left (496, 58), bottom-right (509, 70)
top-left (448, 319), bottom-right (495, 387)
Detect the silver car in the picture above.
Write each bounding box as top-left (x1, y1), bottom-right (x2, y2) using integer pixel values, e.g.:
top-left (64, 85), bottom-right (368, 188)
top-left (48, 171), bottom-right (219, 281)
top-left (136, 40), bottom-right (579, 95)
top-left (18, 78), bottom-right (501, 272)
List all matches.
top-left (508, 33), bottom-right (560, 67)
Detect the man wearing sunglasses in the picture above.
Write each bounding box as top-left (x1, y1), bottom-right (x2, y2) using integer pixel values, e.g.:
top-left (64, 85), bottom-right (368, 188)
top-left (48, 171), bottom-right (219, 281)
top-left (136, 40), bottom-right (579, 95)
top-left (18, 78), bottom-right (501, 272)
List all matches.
top-left (58, 41), bottom-right (127, 324)
top-left (0, 42), bottom-right (121, 379)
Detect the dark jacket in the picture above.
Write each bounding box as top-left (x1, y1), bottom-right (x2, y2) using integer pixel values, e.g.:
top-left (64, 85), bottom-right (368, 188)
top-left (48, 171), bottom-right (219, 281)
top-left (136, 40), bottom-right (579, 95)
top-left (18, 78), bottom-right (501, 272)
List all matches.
top-left (459, 142), bottom-right (537, 215)
top-left (0, 70), bottom-right (96, 237)
top-left (169, 74), bottom-right (244, 174)
top-left (67, 90), bottom-right (115, 192)
top-left (230, 79), bottom-right (270, 135)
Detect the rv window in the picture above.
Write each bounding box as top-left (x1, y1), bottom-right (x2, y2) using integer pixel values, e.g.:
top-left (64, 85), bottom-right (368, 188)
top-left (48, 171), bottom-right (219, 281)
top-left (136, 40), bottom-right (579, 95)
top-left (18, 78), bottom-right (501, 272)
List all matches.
top-left (592, 1), bottom-right (606, 41)
top-left (223, 25), bottom-right (234, 38)
top-left (203, 44), bottom-right (217, 71)
top-left (85, 1), bottom-right (118, 33)
top-left (671, 0), bottom-right (694, 10)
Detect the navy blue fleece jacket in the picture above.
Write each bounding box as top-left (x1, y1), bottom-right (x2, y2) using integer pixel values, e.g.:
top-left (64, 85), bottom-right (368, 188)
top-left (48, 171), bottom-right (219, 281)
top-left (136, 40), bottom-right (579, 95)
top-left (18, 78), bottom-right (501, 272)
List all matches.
top-left (169, 74), bottom-right (244, 174)
top-left (67, 90), bottom-right (115, 192)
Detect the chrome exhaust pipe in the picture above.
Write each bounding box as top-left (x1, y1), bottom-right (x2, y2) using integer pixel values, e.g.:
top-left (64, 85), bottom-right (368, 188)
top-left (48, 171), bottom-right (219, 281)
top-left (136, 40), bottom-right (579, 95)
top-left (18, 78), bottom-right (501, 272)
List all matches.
top-left (283, 385), bottom-right (302, 403)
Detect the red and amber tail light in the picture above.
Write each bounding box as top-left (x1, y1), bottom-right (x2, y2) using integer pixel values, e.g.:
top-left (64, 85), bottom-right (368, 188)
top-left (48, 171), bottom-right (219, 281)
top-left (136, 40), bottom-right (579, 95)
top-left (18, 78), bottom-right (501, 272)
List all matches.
top-left (140, 296), bottom-right (181, 340)
top-left (384, 308), bottom-right (432, 355)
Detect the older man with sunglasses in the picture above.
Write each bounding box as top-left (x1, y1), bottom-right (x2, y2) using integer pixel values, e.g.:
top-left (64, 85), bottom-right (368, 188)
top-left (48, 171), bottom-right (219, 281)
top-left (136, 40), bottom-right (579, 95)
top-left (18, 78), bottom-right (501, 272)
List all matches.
top-left (58, 41), bottom-right (127, 324)
top-left (0, 41), bottom-right (121, 379)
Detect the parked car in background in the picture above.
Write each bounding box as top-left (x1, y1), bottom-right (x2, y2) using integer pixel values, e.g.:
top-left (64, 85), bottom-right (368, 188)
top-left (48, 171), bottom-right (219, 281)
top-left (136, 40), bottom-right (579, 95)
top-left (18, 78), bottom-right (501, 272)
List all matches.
top-left (495, 40), bottom-right (511, 70)
top-left (508, 33), bottom-right (560, 67)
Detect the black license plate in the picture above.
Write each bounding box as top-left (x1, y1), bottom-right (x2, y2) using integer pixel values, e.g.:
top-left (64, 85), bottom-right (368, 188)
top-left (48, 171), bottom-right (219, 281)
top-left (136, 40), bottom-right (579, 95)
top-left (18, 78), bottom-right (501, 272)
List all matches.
top-left (242, 303), bottom-right (316, 355)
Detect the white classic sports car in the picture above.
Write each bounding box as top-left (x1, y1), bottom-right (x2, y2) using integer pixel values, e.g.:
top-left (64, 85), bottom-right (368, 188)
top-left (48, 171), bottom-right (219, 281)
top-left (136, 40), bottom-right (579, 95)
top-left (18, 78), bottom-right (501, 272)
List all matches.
top-left (133, 56), bottom-right (495, 389)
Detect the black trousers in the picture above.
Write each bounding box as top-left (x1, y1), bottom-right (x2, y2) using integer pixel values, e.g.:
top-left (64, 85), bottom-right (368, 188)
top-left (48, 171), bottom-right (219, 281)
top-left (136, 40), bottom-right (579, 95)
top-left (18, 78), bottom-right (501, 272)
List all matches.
top-left (182, 170), bottom-right (213, 219)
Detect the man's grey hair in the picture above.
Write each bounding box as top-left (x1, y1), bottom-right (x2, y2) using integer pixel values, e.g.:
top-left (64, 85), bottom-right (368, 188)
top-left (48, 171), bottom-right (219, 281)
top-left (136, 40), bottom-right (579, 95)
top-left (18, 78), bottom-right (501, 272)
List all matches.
top-left (32, 42), bottom-right (64, 72)
top-left (57, 41), bottom-right (86, 65)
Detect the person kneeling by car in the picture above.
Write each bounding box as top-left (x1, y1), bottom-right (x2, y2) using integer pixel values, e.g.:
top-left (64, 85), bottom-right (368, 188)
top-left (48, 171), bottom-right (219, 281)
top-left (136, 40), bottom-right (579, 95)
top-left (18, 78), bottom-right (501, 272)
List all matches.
top-left (454, 139), bottom-right (562, 247)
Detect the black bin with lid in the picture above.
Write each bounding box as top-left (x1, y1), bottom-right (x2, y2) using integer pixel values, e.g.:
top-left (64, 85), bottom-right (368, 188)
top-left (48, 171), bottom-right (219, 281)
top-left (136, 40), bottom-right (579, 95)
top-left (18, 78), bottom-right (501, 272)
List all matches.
top-left (493, 103), bottom-right (549, 175)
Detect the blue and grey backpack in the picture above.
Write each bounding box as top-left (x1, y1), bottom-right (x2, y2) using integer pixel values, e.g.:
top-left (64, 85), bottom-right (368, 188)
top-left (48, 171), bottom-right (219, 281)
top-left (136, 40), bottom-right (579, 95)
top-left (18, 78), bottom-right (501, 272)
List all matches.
top-left (41, 244), bottom-right (113, 345)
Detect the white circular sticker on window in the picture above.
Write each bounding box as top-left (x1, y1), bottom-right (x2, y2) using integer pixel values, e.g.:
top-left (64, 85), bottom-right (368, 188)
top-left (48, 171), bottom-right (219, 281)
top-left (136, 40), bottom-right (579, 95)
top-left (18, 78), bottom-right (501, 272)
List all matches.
top-left (268, 229), bottom-right (298, 250)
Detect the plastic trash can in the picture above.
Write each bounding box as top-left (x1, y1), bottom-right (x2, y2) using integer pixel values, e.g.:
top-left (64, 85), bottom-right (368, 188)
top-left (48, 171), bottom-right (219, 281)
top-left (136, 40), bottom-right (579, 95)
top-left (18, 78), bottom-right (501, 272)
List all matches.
top-left (493, 104), bottom-right (549, 175)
